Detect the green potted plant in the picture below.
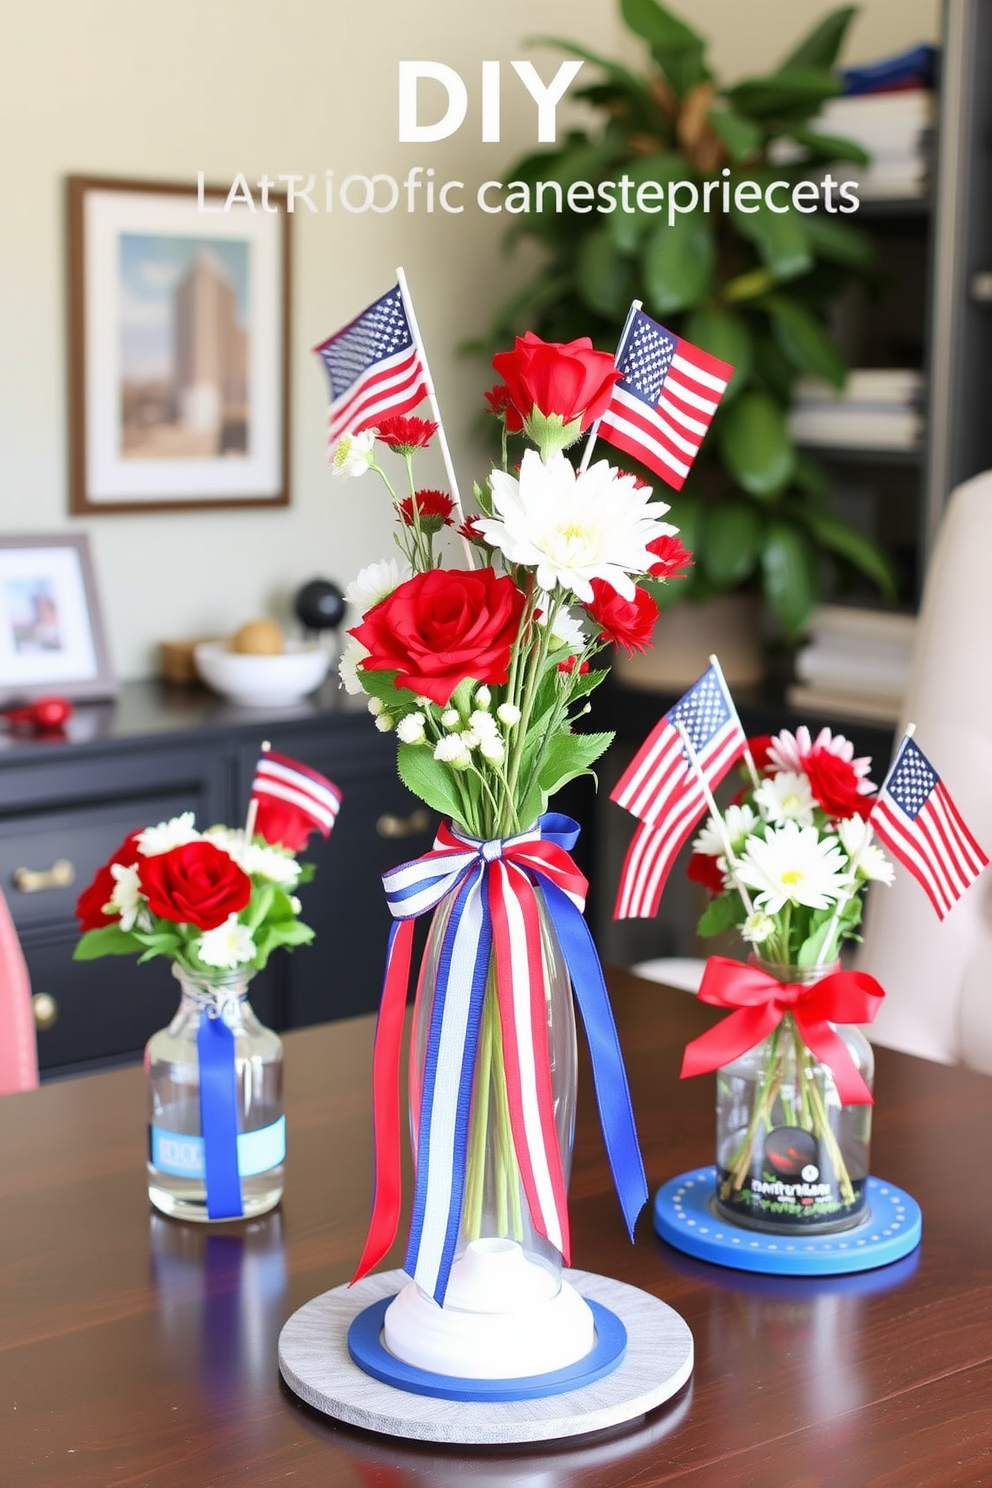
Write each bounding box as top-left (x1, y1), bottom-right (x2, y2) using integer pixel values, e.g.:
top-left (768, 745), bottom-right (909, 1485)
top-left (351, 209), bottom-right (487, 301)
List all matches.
top-left (478, 0), bottom-right (896, 681)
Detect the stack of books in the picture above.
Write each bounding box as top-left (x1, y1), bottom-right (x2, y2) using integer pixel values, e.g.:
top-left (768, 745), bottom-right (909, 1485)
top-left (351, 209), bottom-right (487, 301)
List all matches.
top-left (788, 605), bottom-right (917, 724)
top-left (788, 369), bottom-right (924, 452)
top-left (817, 89), bottom-right (936, 201)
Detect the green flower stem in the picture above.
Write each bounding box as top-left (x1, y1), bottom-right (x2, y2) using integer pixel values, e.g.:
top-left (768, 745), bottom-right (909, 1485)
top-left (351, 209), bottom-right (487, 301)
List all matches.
top-left (462, 975), bottom-right (522, 1242)
top-left (463, 983), bottom-right (494, 1240)
top-left (490, 998), bottom-right (523, 1241)
top-left (499, 590), bottom-right (559, 835)
top-left (722, 1025), bottom-right (786, 1198)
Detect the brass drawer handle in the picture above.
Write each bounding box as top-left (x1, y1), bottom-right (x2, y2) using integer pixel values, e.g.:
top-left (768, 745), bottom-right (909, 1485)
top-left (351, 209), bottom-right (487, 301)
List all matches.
top-left (376, 809), bottom-right (431, 840)
top-left (13, 859), bottom-right (76, 894)
top-left (32, 993), bottom-right (59, 1030)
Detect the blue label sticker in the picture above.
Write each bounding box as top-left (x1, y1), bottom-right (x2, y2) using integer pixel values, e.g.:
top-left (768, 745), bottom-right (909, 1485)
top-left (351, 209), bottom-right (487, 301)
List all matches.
top-left (150, 1116), bottom-right (285, 1179)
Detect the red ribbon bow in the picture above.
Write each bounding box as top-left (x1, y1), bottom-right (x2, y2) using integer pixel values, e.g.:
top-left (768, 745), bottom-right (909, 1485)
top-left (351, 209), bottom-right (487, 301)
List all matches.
top-left (680, 956), bottom-right (885, 1105)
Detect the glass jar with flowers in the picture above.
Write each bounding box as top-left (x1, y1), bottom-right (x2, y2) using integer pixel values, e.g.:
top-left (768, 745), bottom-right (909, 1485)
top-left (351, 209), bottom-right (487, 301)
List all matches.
top-left (73, 751), bottom-right (340, 1223)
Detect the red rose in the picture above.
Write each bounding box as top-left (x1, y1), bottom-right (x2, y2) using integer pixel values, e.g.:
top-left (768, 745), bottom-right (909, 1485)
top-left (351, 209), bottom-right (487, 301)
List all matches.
top-left (139, 840), bottom-right (252, 931)
top-left (688, 851), bottom-right (726, 895)
top-left (804, 749), bottom-right (875, 821)
top-left (376, 415), bottom-right (438, 451)
top-left (350, 568), bottom-right (525, 706)
top-left (647, 534), bottom-right (694, 579)
top-left (483, 383), bottom-right (525, 433)
top-left (491, 332), bottom-right (620, 430)
top-left (587, 579), bottom-right (659, 656)
top-left (398, 489), bottom-right (454, 532)
top-left (75, 831), bottom-right (142, 931)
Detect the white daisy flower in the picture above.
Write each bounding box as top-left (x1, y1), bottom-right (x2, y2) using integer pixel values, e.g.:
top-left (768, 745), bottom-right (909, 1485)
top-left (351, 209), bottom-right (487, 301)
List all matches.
top-left (396, 712), bottom-right (427, 745)
top-left (753, 771), bottom-right (816, 827)
top-left (837, 816), bottom-right (896, 885)
top-left (476, 451), bottom-right (677, 603)
top-left (137, 812), bottom-right (200, 857)
top-left (345, 558), bottom-right (406, 614)
top-left (202, 827), bottom-right (300, 887)
top-left (338, 637), bottom-right (369, 695)
top-left (108, 862), bottom-right (149, 932)
top-left (197, 914), bottom-right (257, 969)
top-left (693, 804), bottom-right (757, 857)
top-left (736, 821), bottom-right (851, 915)
top-left (329, 428), bottom-right (377, 478)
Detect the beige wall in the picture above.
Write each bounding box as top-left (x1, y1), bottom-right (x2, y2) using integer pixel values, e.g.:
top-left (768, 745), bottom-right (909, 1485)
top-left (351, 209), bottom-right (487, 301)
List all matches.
top-left (0, 0), bottom-right (940, 681)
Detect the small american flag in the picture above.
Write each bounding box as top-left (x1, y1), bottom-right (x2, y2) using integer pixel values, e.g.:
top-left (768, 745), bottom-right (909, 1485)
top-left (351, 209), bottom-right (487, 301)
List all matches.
top-left (612, 665), bottom-right (747, 918)
top-left (250, 749), bottom-right (342, 852)
top-left (595, 308), bottom-right (733, 491)
top-left (315, 285), bottom-right (428, 444)
top-left (870, 735), bottom-right (987, 919)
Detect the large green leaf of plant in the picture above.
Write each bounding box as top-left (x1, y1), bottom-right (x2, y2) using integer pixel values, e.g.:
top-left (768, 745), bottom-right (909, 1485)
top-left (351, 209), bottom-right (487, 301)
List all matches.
top-left (783, 125), bottom-right (870, 164)
top-left (706, 107), bottom-right (761, 163)
top-left (760, 518), bottom-right (819, 634)
top-left (777, 6), bottom-right (858, 71)
top-left (605, 152), bottom-right (685, 253)
top-left (642, 211), bottom-right (716, 314)
top-left (803, 215), bottom-right (875, 269)
top-left (577, 227), bottom-right (637, 317)
top-left (620, 0), bottom-right (710, 96)
top-left (730, 183), bottom-right (813, 281)
top-left (725, 68), bottom-right (840, 121)
top-left (789, 501), bottom-right (898, 597)
top-left (683, 307), bottom-right (753, 398)
top-left (763, 294), bottom-right (846, 386)
top-left (700, 500), bottom-right (763, 586)
top-left (719, 390), bottom-right (795, 498)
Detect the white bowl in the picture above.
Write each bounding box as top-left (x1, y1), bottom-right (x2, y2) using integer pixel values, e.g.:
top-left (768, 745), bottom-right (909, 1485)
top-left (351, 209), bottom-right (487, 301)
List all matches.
top-left (194, 639), bottom-right (330, 707)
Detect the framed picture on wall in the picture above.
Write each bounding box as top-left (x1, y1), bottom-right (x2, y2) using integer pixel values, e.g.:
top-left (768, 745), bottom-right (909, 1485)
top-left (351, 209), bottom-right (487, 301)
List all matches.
top-left (0, 535), bottom-right (116, 703)
top-left (67, 175), bottom-right (291, 514)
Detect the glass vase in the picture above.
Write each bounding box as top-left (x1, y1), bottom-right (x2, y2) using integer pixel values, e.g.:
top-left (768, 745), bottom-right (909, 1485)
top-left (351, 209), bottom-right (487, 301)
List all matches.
top-left (146, 964), bottom-right (284, 1223)
top-left (714, 959), bottom-right (874, 1234)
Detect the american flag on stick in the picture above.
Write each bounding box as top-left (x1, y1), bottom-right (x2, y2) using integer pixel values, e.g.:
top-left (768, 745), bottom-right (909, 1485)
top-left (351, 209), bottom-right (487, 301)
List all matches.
top-left (612, 664), bottom-right (747, 919)
top-left (250, 748), bottom-right (342, 852)
top-left (592, 306), bottom-right (733, 491)
top-left (870, 733), bottom-right (987, 919)
top-left (315, 284), bottom-right (429, 444)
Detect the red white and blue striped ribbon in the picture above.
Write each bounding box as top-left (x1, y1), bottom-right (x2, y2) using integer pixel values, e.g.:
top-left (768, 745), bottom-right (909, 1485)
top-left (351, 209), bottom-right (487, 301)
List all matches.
top-left (352, 813), bottom-right (647, 1306)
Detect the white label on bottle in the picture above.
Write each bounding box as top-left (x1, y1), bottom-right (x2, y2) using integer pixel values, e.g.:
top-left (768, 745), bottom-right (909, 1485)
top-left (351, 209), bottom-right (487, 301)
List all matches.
top-left (150, 1116), bottom-right (286, 1178)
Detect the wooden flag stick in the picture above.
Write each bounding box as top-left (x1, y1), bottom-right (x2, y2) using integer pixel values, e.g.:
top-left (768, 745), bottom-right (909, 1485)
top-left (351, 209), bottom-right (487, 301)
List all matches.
top-left (578, 299), bottom-right (641, 474)
top-left (244, 739), bottom-right (271, 841)
top-left (709, 653), bottom-right (760, 790)
top-left (675, 719), bottom-right (755, 918)
top-left (395, 266), bottom-right (474, 568)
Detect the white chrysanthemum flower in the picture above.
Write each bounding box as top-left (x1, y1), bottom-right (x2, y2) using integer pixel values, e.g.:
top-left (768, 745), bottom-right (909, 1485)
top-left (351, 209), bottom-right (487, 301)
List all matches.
top-left (459, 730), bottom-right (481, 751)
top-left (442, 709), bottom-right (461, 729)
top-left (329, 428), bottom-right (377, 478)
top-left (753, 771), bottom-right (816, 827)
top-left (137, 812), bottom-right (199, 857)
top-left (374, 713), bottom-right (394, 732)
top-left (198, 914), bottom-right (257, 969)
top-left (837, 816), bottom-right (896, 885)
top-left (202, 826), bottom-right (299, 886)
top-left (535, 597), bottom-right (587, 651)
top-left (476, 451), bottom-right (677, 602)
top-left (741, 911), bottom-right (777, 945)
top-left (736, 821), bottom-right (851, 915)
top-left (693, 804), bottom-right (758, 857)
top-left (469, 709), bottom-right (499, 739)
top-left (367, 696), bottom-right (384, 717)
top-left (479, 736), bottom-right (506, 763)
top-left (396, 712), bottom-right (426, 745)
top-left (767, 726), bottom-right (875, 797)
top-left (338, 637), bottom-right (369, 695)
top-left (434, 735), bottom-right (468, 764)
top-left (345, 558), bottom-right (405, 614)
top-left (497, 702), bottom-right (521, 727)
top-left (474, 686), bottom-right (492, 709)
top-left (109, 862), bottom-right (149, 932)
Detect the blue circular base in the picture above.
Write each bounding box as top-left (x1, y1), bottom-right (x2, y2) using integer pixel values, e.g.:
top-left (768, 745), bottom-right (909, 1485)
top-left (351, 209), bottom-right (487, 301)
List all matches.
top-left (654, 1168), bottom-right (922, 1276)
top-left (347, 1294), bottom-right (627, 1403)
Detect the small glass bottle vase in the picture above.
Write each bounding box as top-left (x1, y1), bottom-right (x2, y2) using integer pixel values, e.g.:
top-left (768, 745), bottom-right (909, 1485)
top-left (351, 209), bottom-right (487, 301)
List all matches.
top-left (383, 878), bottom-right (595, 1379)
top-left (714, 960), bottom-right (874, 1234)
top-left (146, 964), bottom-right (284, 1222)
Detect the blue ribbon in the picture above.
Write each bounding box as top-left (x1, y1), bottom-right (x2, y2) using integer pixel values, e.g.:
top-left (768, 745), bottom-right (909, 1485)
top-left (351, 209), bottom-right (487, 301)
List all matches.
top-left (197, 1011), bottom-right (244, 1220)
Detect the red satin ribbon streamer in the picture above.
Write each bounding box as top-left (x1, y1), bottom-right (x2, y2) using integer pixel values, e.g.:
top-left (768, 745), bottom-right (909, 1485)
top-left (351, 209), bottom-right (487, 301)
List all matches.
top-left (680, 956), bottom-right (885, 1106)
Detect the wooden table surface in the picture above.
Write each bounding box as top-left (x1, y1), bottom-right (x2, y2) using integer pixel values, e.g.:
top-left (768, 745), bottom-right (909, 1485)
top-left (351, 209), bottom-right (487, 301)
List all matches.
top-left (2, 970), bottom-right (991, 1487)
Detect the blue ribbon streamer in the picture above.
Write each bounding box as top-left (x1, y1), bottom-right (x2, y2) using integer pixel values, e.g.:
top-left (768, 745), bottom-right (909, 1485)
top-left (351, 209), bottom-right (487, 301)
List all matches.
top-left (197, 1011), bottom-right (244, 1220)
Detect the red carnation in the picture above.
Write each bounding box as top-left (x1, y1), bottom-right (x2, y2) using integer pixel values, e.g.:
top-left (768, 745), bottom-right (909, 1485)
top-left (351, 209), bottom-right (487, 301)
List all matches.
top-left (75, 830), bottom-right (142, 931)
top-left (375, 415), bottom-right (438, 452)
top-left (558, 655), bottom-right (590, 675)
top-left (483, 383), bottom-right (525, 433)
top-left (587, 579), bottom-right (659, 656)
top-left (491, 331), bottom-right (620, 431)
top-left (647, 534), bottom-right (694, 579)
top-left (458, 515), bottom-right (491, 548)
top-left (805, 749), bottom-right (874, 821)
top-left (688, 851), bottom-right (726, 895)
top-left (398, 489), bottom-right (454, 532)
top-left (139, 840), bottom-right (252, 932)
top-left (350, 568), bottom-right (526, 706)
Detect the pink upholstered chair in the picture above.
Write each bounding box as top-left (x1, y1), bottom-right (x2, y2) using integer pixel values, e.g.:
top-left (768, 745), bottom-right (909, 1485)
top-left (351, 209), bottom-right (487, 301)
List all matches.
top-left (0, 886), bottom-right (39, 1094)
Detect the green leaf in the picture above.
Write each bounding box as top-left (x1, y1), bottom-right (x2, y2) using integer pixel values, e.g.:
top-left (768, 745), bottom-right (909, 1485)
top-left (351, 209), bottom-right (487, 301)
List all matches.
top-left (576, 226), bottom-right (636, 318)
top-left (642, 211), bottom-right (716, 314)
top-left (538, 731), bottom-right (614, 797)
top-left (243, 881), bottom-right (275, 932)
top-left (803, 214), bottom-right (875, 268)
top-left (697, 892), bottom-right (741, 937)
top-left (730, 183), bottom-right (813, 281)
top-left (789, 502), bottom-right (897, 598)
top-left (725, 68), bottom-right (841, 122)
top-left (797, 918), bottom-right (839, 969)
top-left (700, 500), bottom-right (763, 586)
top-left (778, 6), bottom-right (858, 72)
top-left (355, 666), bottom-right (402, 707)
top-left (706, 107), bottom-right (761, 163)
top-left (563, 667), bottom-right (611, 704)
top-left (396, 743), bottom-right (464, 822)
top-left (760, 518), bottom-right (819, 634)
top-left (793, 451), bottom-right (831, 502)
top-left (723, 267), bottom-right (775, 303)
top-left (683, 307), bottom-right (753, 399)
top-left (718, 390), bottom-right (795, 499)
top-left (73, 924), bottom-right (136, 960)
top-left (762, 294), bottom-right (846, 387)
top-left (621, 0), bottom-right (705, 50)
top-left (783, 126), bottom-right (870, 165)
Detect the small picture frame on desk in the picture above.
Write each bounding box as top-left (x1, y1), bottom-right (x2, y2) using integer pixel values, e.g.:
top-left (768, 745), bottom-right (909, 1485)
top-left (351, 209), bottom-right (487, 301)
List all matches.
top-left (0, 535), bottom-right (116, 704)
top-left (67, 174), bottom-right (291, 514)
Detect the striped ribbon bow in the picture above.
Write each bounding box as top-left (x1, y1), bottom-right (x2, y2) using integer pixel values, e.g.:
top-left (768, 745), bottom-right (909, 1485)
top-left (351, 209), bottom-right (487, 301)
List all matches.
top-left (352, 813), bottom-right (647, 1306)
